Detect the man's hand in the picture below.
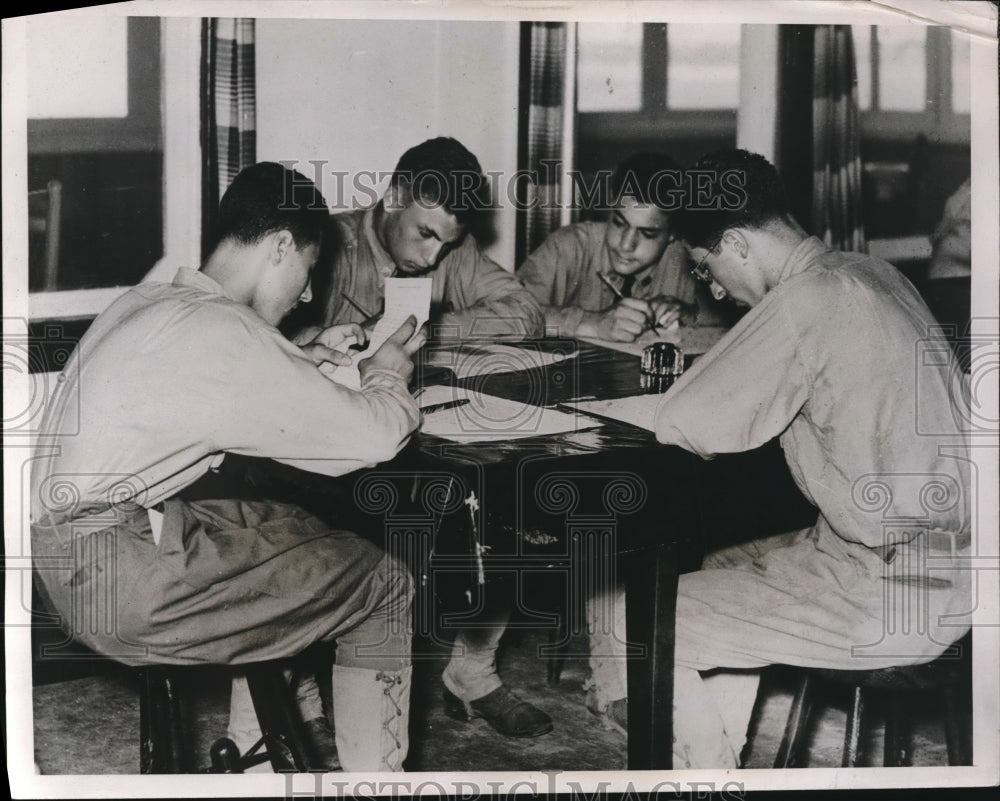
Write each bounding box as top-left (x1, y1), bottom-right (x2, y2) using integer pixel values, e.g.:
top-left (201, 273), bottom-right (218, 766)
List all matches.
top-left (577, 299), bottom-right (653, 342)
top-left (295, 323), bottom-right (367, 369)
top-left (649, 296), bottom-right (684, 329)
top-left (649, 295), bottom-right (698, 328)
top-left (358, 316), bottom-right (428, 384)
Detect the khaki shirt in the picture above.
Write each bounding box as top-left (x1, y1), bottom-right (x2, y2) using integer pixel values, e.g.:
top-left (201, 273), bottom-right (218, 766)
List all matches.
top-left (517, 221), bottom-right (714, 335)
top-left (319, 206), bottom-right (544, 339)
top-left (655, 237), bottom-right (970, 551)
top-left (31, 268), bottom-right (419, 524)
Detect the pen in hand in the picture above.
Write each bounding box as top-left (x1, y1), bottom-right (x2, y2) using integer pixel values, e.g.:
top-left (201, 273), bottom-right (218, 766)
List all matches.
top-left (419, 398), bottom-right (471, 415)
top-left (596, 272), bottom-right (662, 337)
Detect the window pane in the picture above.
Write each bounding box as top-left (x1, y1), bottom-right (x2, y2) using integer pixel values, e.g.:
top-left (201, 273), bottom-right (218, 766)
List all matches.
top-left (852, 25), bottom-right (872, 111)
top-left (951, 30), bottom-right (970, 114)
top-left (666, 24), bottom-right (740, 109)
top-left (576, 23), bottom-right (643, 112)
top-left (27, 16), bottom-right (129, 119)
top-left (877, 26), bottom-right (926, 112)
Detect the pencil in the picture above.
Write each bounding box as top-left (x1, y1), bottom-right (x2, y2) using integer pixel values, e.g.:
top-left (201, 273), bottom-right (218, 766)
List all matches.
top-left (419, 398), bottom-right (472, 415)
top-left (341, 292), bottom-right (376, 321)
top-left (596, 272), bottom-right (662, 337)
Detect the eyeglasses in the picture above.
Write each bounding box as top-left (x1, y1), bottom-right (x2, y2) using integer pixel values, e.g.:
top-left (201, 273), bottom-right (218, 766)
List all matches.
top-left (690, 236), bottom-right (722, 284)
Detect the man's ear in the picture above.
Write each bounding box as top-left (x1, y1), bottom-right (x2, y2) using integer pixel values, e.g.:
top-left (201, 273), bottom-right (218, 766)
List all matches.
top-left (721, 229), bottom-right (749, 259)
top-left (270, 230), bottom-right (295, 264)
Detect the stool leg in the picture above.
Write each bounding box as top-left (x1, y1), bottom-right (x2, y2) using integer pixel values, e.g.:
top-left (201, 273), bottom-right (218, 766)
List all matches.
top-left (547, 612), bottom-right (569, 685)
top-left (943, 684), bottom-right (971, 765)
top-left (245, 663), bottom-right (313, 772)
top-left (139, 667), bottom-right (186, 773)
top-left (883, 692), bottom-right (909, 767)
top-left (843, 686), bottom-right (864, 767)
top-left (774, 673), bottom-right (811, 768)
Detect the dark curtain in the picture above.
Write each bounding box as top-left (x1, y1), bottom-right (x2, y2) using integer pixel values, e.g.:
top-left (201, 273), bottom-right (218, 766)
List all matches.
top-left (516, 22), bottom-right (568, 266)
top-left (812, 25), bottom-right (866, 253)
top-left (200, 18), bottom-right (256, 260)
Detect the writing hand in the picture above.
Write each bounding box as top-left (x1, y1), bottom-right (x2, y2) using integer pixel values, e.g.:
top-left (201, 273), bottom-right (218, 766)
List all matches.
top-left (577, 298), bottom-right (653, 342)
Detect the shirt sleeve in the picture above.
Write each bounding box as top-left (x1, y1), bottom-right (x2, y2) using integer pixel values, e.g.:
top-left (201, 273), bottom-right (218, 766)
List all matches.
top-left (437, 238), bottom-right (545, 339)
top-left (516, 226), bottom-right (592, 336)
top-left (654, 292), bottom-right (810, 458)
top-left (211, 311), bottom-right (420, 477)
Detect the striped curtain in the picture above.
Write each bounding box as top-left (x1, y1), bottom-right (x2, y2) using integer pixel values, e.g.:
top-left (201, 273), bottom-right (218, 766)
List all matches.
top-left (812, 25), bottom-right (866, 253)
top-left (201, 18), bottom-right (256, 258)
top-left (516, 22), bottom-right (568, 265)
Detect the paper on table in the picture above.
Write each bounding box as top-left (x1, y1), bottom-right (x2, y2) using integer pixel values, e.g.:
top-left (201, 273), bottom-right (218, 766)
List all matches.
top-left (565, 393), bottom-right (669, 433)
top-left (329, 277), bottom-right (432, 390)
top-left (423, 343), bottom-right (577, 380)
top-left (578, 325), bottom-right (728, 358)
top-left (418, 385), bottom-right (598, 442)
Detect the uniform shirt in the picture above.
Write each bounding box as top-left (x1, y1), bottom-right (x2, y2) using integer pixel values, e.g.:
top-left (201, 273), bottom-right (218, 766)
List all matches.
top-left (654, 237), bottom-right (970, 551)
top-left (516, 221), bottom-right (700, 335)
top-left (318, 206), bottom-right (544, 339)
top-left (30, 267), bottom-right (419, 524)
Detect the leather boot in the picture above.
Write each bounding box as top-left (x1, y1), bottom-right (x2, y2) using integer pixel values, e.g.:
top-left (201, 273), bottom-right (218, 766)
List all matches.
top-left (331, 664), bottom-right (411, 772)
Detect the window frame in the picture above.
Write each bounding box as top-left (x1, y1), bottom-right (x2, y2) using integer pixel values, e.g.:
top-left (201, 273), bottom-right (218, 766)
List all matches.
top-left (26, 17), bottom-right (162, 154)
top-left (576, 22), bottom-right (739, 142)
top-left (856, 24), bottom-right (970, 144)
top-left (26, 16), bottom-right (201, 325)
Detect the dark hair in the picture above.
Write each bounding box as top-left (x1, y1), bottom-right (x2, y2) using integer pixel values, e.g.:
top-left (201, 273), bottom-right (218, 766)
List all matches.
top-left (671, 149), bottom-right (791, 249)
top-left (389, 137), bottom-right (490, 225)
top-left (610, 152), bottom-right (682, 212)
top-left (214, 162), bottom-right (330, 250)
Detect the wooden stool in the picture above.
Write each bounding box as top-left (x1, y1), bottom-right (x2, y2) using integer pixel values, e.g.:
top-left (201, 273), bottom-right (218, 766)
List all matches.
top-left (138, 661), bottom-right (318, 773)
top-left (771, 633), bottom-right (972, 768)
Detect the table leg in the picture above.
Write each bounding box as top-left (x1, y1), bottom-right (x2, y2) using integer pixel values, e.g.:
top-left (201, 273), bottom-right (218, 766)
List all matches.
top-left (623, 544), bottom-right (677, 770)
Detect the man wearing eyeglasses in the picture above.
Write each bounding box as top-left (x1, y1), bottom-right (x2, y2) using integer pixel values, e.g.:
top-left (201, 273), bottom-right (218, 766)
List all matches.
top-left (654, 149), bottom-right (972, 767)
top-left (517, 152), bottom-right (715, 342)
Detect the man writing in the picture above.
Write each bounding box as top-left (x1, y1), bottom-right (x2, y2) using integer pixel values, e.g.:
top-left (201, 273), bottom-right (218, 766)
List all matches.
top-left (311, 137), bottom-right (551, 739)
top-left (652, 149), bottom-right (971, 767)
top-left (316, 136), bottom-right (544, 340)
top-left (517, 151), bottom-right (709, 341)
top-left (30, 162), bottom-right (426, 772)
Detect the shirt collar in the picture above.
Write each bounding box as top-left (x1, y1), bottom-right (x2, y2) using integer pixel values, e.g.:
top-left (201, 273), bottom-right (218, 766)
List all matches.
top-left (362, 204), bottom-right (397, 279)
top-left (173, 267), bottom-right (240, 303)
top-left (777, 236), bottom-right (829, 285)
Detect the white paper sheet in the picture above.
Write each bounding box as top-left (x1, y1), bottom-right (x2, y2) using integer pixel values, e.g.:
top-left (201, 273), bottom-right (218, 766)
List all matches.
top-left (423, 343), bottom-right (578, 379)
top-left (330, 277), bottom-right (432, 390)
top-left (418, 385), bottom-right (596, 442)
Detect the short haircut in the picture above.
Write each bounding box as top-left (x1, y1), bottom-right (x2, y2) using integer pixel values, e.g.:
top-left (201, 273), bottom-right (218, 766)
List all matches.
top-left (214, 162), bottom-right (330, 250)
top-left (389, 137), bottom-right (490, 225)
top-left (610, 152), bottom-right (682, 212)
top-left (671, 149), bottom-right (792, 249)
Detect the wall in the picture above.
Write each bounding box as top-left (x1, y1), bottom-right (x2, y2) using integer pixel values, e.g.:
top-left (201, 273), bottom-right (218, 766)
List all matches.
top-left (256, 19), bottom-right (520, 269)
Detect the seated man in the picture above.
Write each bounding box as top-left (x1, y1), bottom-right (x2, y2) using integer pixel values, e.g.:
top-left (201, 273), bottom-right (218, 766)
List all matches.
top-left (316, 136), bottom-right (544, 341)
top-left (30, 162), bottom-right (426, 772)
top-left (312, 136), bottom-right (551, 739)
top-left (517, 151), bottom-right (721, 341)
top-left (656, 149), bottom-right (971, 767)
top-left (516, 153), bottom-right (725, 735)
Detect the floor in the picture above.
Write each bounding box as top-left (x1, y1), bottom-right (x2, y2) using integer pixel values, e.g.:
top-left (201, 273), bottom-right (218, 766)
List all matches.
top-left (32, 628), bottom-right (956, 774)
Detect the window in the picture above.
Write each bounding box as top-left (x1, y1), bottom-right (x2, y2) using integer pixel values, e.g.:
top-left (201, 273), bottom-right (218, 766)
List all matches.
top-left (26, 16), bottom-right (163, 295)
top-left (852, 25), bottom-right (970, 141)
top-left (576, 23), bottom-right (740, 135)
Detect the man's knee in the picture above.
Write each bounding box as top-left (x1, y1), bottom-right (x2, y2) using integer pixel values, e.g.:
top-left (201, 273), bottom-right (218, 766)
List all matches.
top-left (377, 552), bottom-right (415, 613)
